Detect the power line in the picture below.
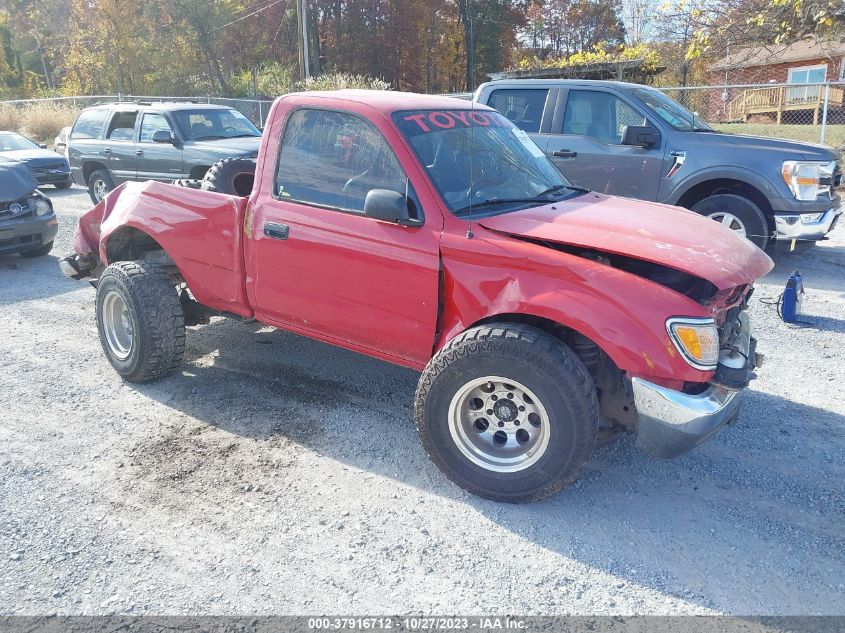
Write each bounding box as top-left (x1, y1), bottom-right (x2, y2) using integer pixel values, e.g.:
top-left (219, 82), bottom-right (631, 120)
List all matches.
top-left (211, 0), bottom-right (287, 32)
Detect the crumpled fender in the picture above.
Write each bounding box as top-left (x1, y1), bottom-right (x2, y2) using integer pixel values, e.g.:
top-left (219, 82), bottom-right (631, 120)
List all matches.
top-left (436, 228), bottom-right (723, 386)
top-left (86, 181), bottom-right (252, 317)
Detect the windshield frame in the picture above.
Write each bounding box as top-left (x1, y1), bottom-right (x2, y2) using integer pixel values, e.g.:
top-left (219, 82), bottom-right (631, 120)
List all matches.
top-left (171, 108), bottom-right (262, 142)
top-left (0, 132), bottom-right (40, 151)
top-left (392, 108), bottom-right (582, 219)
top-left (631, 87), bottom-right (713, 132)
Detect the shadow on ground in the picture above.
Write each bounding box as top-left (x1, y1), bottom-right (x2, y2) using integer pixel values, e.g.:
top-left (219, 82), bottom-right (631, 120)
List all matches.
top-left (123, 317), bottom-right (844, 613)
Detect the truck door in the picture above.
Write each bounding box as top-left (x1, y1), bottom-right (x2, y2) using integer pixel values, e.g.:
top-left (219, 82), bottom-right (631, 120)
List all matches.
top-left (248, 107), bottom-right (442, 367)
top-left (136, 112), bottom-right (183, 181)
top-left (102, 110), bottom-right (139, 184)
top-left (546, 89), bottom-right (663, 200)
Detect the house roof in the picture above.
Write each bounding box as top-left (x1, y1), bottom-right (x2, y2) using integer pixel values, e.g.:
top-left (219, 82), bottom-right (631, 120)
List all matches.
top-left (709, 37), bottom-right (845, 71)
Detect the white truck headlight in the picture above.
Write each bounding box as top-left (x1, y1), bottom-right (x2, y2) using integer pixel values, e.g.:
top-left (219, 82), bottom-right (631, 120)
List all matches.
top-left (781, 161), bottom-right (834, 201)
top-left (34, 196), bottom-right (52, 216)
top-left (666, 318), bottom-right (719, 370)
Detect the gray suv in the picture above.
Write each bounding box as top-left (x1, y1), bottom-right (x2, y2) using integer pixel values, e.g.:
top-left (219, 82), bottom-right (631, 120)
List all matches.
top-left (475, 79), bottom-right (842, 249)
top-left (68, 102), bottom-right (262, 204)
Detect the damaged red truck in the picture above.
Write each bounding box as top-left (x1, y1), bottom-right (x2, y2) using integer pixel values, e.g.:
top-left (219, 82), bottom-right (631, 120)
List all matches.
top-left (61, 91), bottom-right (773, 502)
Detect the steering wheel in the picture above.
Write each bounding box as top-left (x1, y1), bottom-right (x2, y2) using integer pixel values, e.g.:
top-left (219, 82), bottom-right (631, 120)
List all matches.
top-left (223, 126), bottom-right (239, 134)
top-left (341, 171), bottom-right (371, 210)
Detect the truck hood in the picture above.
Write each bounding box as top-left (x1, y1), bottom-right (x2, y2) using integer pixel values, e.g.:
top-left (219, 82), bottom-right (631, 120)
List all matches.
top-left (477, 193), bottom-right (773, 290)
top-left (693, 131), bottom-right (838, 161)
top-left (187, 136), bottom-right (261, 155)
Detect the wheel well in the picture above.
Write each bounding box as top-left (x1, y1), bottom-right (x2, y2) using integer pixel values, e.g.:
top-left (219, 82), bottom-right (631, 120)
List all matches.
top-left (676, 179), bottom-right (774, 230)
top-left (189, 165), bottom-right (211, 180)
top-left (106, 227), bottom-right (167, 265)
top-left (83, 162), bottom-right (108, 185)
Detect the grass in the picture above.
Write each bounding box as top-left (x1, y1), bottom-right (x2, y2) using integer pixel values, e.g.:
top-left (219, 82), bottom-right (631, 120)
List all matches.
top-left (712, 122), bottom-right (845, 149)
top-left (0, 103), bottom-right (80, 143)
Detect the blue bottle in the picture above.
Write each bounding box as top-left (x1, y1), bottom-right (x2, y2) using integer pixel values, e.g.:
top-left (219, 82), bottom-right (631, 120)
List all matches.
top-left (782, 271), bottom-right (803, 323)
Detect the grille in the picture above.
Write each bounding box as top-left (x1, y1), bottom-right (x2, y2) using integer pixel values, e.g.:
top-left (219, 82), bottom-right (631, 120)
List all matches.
top-left (31, 164), bottom-right (68, 173)
top-left (0, 197), bottom-right (34, 220)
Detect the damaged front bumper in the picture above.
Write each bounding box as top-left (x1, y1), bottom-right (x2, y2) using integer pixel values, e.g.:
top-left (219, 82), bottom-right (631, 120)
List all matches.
top-left (634, 308), bottom-right (757, 458)
top-left (632, 378), bottom-right (742, 458)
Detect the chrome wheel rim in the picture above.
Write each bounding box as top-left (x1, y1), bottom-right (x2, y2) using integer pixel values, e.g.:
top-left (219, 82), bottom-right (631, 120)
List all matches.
top-left (102, 290), bottom-right (134, 360)
top-left (448, 376), bottom-right (551, 473)
top-left (93, 179), bottom-right (108, 202)
top-left (707, 211), bottom-right (747, 237)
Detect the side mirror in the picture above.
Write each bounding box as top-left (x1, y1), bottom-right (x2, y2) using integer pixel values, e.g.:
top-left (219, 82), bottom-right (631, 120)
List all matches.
top-left (152, 130), bottom-right (175, 144)
top-left (621, 125), bottom-right (660, 148)
top-left (38, 143), bottom-right (47, 149)
top-left (363, 189), bottom-right (415, 225)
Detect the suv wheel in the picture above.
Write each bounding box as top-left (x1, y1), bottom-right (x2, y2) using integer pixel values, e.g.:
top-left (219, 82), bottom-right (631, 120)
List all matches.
top-left (415, 323), bottom-right (598, 503)
top-left (691, 194), bottom-right (769, 250)
top-left (88, 169), bottom-right (115, 205)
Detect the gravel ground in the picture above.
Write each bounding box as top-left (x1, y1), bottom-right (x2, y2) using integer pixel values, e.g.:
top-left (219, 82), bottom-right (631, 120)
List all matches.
top-left (1, 187), bottom-right (843, 616)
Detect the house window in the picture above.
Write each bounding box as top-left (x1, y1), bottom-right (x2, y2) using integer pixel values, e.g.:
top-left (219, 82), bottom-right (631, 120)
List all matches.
top-left (787, 64), bottom-right (827, 103)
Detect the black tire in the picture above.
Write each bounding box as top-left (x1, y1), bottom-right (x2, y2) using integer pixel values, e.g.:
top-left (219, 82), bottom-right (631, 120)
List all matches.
top-left (19, 241), bottom-right (54, 258)
top-left (95, 260), bottom-right (185, 383)
top-left (690, 193), bottom-right (770, 250)
top-left (201, 157), bottom-right (256, 197)
top-left (88, 169), bottom-right (115, 205)
top-left (54, 180), bottom-right (72, 189)
top-left (415, 323), bottom-right (598, 503)
top-left (172, 178), bottom-right (203, 189)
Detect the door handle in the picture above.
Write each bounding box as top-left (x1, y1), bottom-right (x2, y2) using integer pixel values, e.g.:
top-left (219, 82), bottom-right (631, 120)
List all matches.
top-left (102, 147), bottom-right (111, 155)
top-left (135, 149), bottom-right (144, 156)
top-left (553, 149), bottom-right (577, 158)
top-left (264, 222), bottom-right (289, 240)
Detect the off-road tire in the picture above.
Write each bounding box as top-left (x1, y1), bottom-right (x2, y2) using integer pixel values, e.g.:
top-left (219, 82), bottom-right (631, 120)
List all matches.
top-left (19, 241), bottom-right (54, 257)
top-left (96, 260), bottom-right (185, 383)
top-left (172, 178), bottom-right (203, 189)
top-left (691, 194), bottom-right (770, 250)
top-left (88, 169), bottom-right (115, 205)
top-left (415, 323), bottom-right (598, 503)
top-left (201, 157), bottom-right (256, 197)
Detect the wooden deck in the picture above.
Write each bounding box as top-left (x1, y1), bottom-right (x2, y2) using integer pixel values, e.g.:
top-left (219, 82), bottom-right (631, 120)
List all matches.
top-left (728, 85), bottom-right (845, 123)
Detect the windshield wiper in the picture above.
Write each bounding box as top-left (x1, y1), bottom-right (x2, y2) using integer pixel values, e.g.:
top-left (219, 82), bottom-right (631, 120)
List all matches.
top-left (454, 197), bottom-right (551, 215)
top-left (225, 133), bottom-right (260, 138)
top-left (537, 183), bottom-right (588, 196)
top-left (194, 135), bottom-right (225, 141)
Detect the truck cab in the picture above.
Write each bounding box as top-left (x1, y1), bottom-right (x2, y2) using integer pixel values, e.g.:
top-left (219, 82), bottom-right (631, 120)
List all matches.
top-left (475, 79), bottom-right (842, 250)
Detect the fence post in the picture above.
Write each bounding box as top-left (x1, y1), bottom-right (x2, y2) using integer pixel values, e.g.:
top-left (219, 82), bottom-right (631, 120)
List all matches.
top-left (820, 83), bottom-right (831, 145)
top-left (258, 101), bottom-right (264, 127)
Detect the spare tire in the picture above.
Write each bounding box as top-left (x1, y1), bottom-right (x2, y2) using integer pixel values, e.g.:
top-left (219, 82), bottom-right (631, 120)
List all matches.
top-left (201, 157), bottom-right (256, 197)
top-left (172, 178), bottom-right (203, 189)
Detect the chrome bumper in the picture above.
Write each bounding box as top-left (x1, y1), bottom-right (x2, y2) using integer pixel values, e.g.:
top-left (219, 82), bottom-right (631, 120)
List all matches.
top-left (632, 378), bottom-right (743, 458)
top-left (774, 205), bottom-right (841, 241)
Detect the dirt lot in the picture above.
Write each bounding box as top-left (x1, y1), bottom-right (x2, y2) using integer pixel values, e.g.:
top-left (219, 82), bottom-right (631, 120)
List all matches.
top-left (1, 187), bottom-right (843, 616)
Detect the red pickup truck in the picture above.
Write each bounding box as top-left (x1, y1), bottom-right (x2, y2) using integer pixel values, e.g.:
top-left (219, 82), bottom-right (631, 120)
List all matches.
top-left (61, 91), bottom-right (773, 502)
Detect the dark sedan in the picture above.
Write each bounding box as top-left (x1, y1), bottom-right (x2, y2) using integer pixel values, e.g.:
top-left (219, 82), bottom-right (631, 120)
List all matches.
top-left (0, 131), bottom-right (72, 188)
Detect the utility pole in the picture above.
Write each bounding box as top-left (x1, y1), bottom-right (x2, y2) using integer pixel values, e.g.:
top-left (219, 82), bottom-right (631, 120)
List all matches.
top-left (295, 0), bottom-right (305, 80)
top-left (301, 0), bottom-right (311, 80)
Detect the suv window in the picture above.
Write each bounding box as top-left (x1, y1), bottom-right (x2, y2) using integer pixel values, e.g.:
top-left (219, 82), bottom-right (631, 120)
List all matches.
top-left (171, 109), bottom-right (261, 141)
top-left (563, 91), bottom-right (645, 144)
top-left (139, 113), bottom-right (172, 143)
top-left (275, 108), bottom-right (409, 214)
top-left (71, 109), bottom-right (109, 140)
top-left (487, 89), bottom-right (548, 133)
top-left (107, 111), bottom-right (138, 141)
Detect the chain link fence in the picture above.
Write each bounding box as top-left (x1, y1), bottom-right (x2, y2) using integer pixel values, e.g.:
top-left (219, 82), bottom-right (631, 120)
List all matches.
top-left (657, 81), bottom-right (845, 148)
top-left (3, 84), bottom-right (845, 148)
top-left (0, 95), bottom-right (275, 127)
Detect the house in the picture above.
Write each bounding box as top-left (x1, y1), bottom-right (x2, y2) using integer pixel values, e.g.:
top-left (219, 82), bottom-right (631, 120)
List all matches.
top-left (706, 37), bottom-right (845, 124)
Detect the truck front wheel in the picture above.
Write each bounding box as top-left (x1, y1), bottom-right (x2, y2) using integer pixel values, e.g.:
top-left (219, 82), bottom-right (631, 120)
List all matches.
top-left (415, 323), bottom-right (598, 502)
top-left (96, 261), bottom-right (186, 383)
top-left (691, 194), bottom-right (769, 250)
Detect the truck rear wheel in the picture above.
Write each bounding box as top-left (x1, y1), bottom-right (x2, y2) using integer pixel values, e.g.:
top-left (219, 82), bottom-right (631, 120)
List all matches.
top-left (415, 323), bottom-right (598, 502)
top-left (96, 261), bottom-right (185, 383)
top-left (691, 194), bottom-right (769, 250)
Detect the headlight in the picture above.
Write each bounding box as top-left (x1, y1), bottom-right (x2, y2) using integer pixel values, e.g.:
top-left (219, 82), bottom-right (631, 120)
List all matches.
top-left (781, 160), bottom-right (834, 200)
top-left (666, 317), bottom-right (719, 370)
top-left (34, 196), bottom-right (52, 216)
